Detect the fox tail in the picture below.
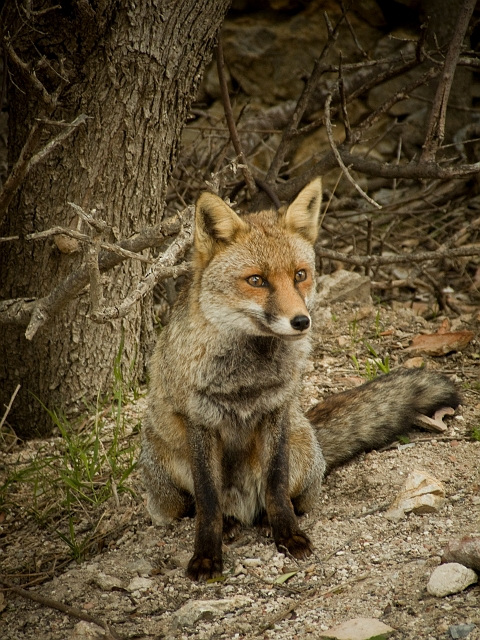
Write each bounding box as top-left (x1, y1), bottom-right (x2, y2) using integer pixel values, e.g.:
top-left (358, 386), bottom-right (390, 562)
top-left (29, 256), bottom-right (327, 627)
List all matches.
top-left (307, 368), bottom-right (461, 473)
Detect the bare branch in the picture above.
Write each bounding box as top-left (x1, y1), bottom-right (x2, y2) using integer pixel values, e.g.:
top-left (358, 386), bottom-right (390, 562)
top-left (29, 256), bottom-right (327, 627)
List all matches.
top-left (338, 54), bottom-right (352, 143)
top-left (351, 67), bottom-right (440, 144)
top-left (86, 239), bottom-right (103, 314)
top-left (298, 48), bottom-right (424, 138)
top-left (0, 121), bottom-right (44, 223)
top-left (3, 41), bottom-right (56, 106)
top-left (264, 9), bottom-right (344, 184)
top-left (0, 114), bottom-right (87, 224)
top-left (0, 384), bottom-right (21, 431)
top-left (0, 226), bottom-right (154, 263)
top-left (340, 0), bottom-right (368, 59)
top-left (0, 210), bottom-right (188, 335)
top-left (421, 0), bottom-right (477, 162)
top-left (216, 40), bottom-right (257, 198)
top-left (91, 214), bottom-right (194, 323)
top-left (0, 298), bottom-right (37, 325)
top-left (324, 93), bottom-right (382, 209)
top-left (29, 114), bottom-right (88, 168)
top-left (339, 151), bottom-right (480, 180)
top-left (317, 243), bottom-right (480, 267)
top-left (1, 577), bottom-right (123, 640)
top-left (68, 201), bottom-right (109, 233)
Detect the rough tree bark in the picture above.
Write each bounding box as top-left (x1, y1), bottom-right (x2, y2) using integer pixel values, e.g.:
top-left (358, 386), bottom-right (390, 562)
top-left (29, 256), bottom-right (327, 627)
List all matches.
top-left (0, 0), bottom-right (230, 436)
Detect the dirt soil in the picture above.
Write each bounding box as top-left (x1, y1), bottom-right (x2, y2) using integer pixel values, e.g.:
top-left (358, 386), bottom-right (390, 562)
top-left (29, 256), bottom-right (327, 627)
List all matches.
top-left (1, 301), bottom-right (479, 640)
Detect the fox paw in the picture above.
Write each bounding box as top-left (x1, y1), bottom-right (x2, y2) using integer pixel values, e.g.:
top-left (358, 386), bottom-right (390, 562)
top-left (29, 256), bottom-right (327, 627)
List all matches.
top-left (276, 531), bottom-right (313, 560)
top-left (186, 554), bottom-right (223, 581)
top-left (223, 516), bottom-right (242, 541)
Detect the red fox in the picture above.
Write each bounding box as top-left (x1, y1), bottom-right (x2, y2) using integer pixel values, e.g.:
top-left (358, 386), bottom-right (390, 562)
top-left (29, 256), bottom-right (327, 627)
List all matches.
top-left (141, 179), bottom-right (460, 581)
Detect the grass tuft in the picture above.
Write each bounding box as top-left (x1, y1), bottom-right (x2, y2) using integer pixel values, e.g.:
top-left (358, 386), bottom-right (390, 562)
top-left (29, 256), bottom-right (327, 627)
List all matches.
top-left (1, 342), bottom-right (141, 564)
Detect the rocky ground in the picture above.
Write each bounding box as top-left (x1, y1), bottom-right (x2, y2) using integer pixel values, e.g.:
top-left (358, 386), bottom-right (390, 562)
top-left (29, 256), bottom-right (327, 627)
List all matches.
top-left (1, 294), bottom-right (479, 640)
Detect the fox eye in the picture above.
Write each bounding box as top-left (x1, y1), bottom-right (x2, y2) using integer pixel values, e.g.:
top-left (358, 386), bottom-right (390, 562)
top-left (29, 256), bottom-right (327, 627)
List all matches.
top-left (295, 269), bottom-right (307, 282)
top-left (246, 275), bottom-right (266, 288)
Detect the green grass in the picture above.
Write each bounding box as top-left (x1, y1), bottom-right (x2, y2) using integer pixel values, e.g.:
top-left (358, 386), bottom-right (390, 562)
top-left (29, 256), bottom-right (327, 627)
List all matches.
top-left (351, 341), bottom-right (391, 380)
top-left (346, 309), bottom-right (391, 380)
top-left (1, 341), bottom-right (141, 563)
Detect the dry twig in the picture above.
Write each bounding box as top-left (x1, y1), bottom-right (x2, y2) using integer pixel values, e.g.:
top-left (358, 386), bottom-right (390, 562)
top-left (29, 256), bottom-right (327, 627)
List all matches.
top-left (421, 0), bottom-right (478, 162)
top-left (0, 114), bottom-right (87, 224)
top-left (90, 211), bottom-right (194, 323)
top-left (0, 577), bottom-right (124, 640)
top-left (0, 226), bottom-right (154, 264)
top-left (264, 10), bottom-right (343, 185)
top-left (0, 384), bottom-right (21, 431)
top-left (12, 212), bottom-right (188, 338)
top-left (254, 572), bottom-right (370, 636)
top-left (216, 40), bottom-right (257, 197)
top-left (317, 243), bottom-right (480, 267)
top-left (324, 93), bottom-right (381, 209)
top-left (3, 41), bottom-right (56, 106)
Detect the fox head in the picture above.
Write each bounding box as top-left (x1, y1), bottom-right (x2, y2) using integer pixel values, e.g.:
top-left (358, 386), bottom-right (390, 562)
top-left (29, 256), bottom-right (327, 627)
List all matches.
top-left (193, 179), bottom-right (322, 339)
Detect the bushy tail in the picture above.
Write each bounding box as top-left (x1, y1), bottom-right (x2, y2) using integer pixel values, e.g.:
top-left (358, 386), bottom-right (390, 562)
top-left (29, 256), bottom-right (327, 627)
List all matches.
top-left (306, 369), bottom-right (461, 473)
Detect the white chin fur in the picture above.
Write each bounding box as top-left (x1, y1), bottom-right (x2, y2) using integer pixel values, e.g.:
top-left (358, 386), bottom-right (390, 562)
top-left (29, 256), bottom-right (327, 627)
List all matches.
top-left (268, 316), bottom-right (310, 337)
top-left (201, 300), bottom-right (310, 338)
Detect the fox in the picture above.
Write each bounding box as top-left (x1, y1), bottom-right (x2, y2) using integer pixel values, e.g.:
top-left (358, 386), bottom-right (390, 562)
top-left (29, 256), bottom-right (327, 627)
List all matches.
top-left (140, 178), bottom-right (460, 581)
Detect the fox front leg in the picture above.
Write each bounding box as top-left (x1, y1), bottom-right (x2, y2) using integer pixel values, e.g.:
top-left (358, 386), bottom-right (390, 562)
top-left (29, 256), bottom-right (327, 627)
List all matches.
top-left (265, 416), bottom-right (313, 559)
top-left (186, 425), bottom-right (224, 581)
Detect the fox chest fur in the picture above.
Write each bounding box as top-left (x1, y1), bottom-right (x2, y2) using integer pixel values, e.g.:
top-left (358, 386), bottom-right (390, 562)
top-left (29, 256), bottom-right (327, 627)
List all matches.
top-left (165, 307), bottom-right (309, 427)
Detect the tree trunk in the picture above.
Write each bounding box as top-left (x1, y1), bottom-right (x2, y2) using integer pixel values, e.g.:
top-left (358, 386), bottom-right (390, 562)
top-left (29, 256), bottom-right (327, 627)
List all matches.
top-left (0, 0), bottom-right (230, 436)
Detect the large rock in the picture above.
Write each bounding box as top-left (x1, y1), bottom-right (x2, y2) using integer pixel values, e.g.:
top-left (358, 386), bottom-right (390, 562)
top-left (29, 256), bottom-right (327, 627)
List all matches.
top-left (219, 1), bottom-right (382, 102)
top-left (442, 534), bottom-right (480, 572)
top-left (316, 270), bottom-right (372, 305)
top-left (427, 563), bottom-right (478, 597)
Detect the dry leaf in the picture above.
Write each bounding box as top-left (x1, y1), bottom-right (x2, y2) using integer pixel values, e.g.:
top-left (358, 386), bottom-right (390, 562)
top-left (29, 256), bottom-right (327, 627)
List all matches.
top-left (407, 330), bottom-right (474, 356)
top-left (274, 570), bottom-right (298, 585)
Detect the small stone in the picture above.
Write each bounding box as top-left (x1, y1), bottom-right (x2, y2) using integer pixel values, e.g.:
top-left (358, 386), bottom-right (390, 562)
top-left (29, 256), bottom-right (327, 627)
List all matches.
top-left (385, 470), bottom-right (445, 522)
top-left (126, 576), bottom-right (155, 593)
top-left (69, 621), bottom-right (104, 639)
top-left (320, 617), bottom-right (395, 640)
top-left (92, 572), bottom-right (123, 591)
top-left (427, 563), bottom-right (478, 597)
top-left (172, 596), bottom-right (251, 628)
top-left (242, 557), bottom-right (262, 567)
top-left (171, 550), bottom-right (191, 569)
top-left (449, 624), bottom-right (476, 639)
top-left (126, 558), bottom-right (153, 576)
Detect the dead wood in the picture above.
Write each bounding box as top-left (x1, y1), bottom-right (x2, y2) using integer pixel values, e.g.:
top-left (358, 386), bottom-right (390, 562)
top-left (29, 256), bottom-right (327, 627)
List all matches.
top-left (1, 577), bottom-right (124, 640)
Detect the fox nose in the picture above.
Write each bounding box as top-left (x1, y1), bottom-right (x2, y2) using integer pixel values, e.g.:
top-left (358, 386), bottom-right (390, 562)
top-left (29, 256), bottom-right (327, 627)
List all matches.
top-left (290, 315), bottom-right (310, 332)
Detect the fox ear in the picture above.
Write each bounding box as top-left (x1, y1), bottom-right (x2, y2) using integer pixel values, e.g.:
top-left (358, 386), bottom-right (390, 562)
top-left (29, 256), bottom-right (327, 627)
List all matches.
top-left (283, 178), bottom-right (322, 244)
top-left (195, 192), bottom-right (248, 262)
